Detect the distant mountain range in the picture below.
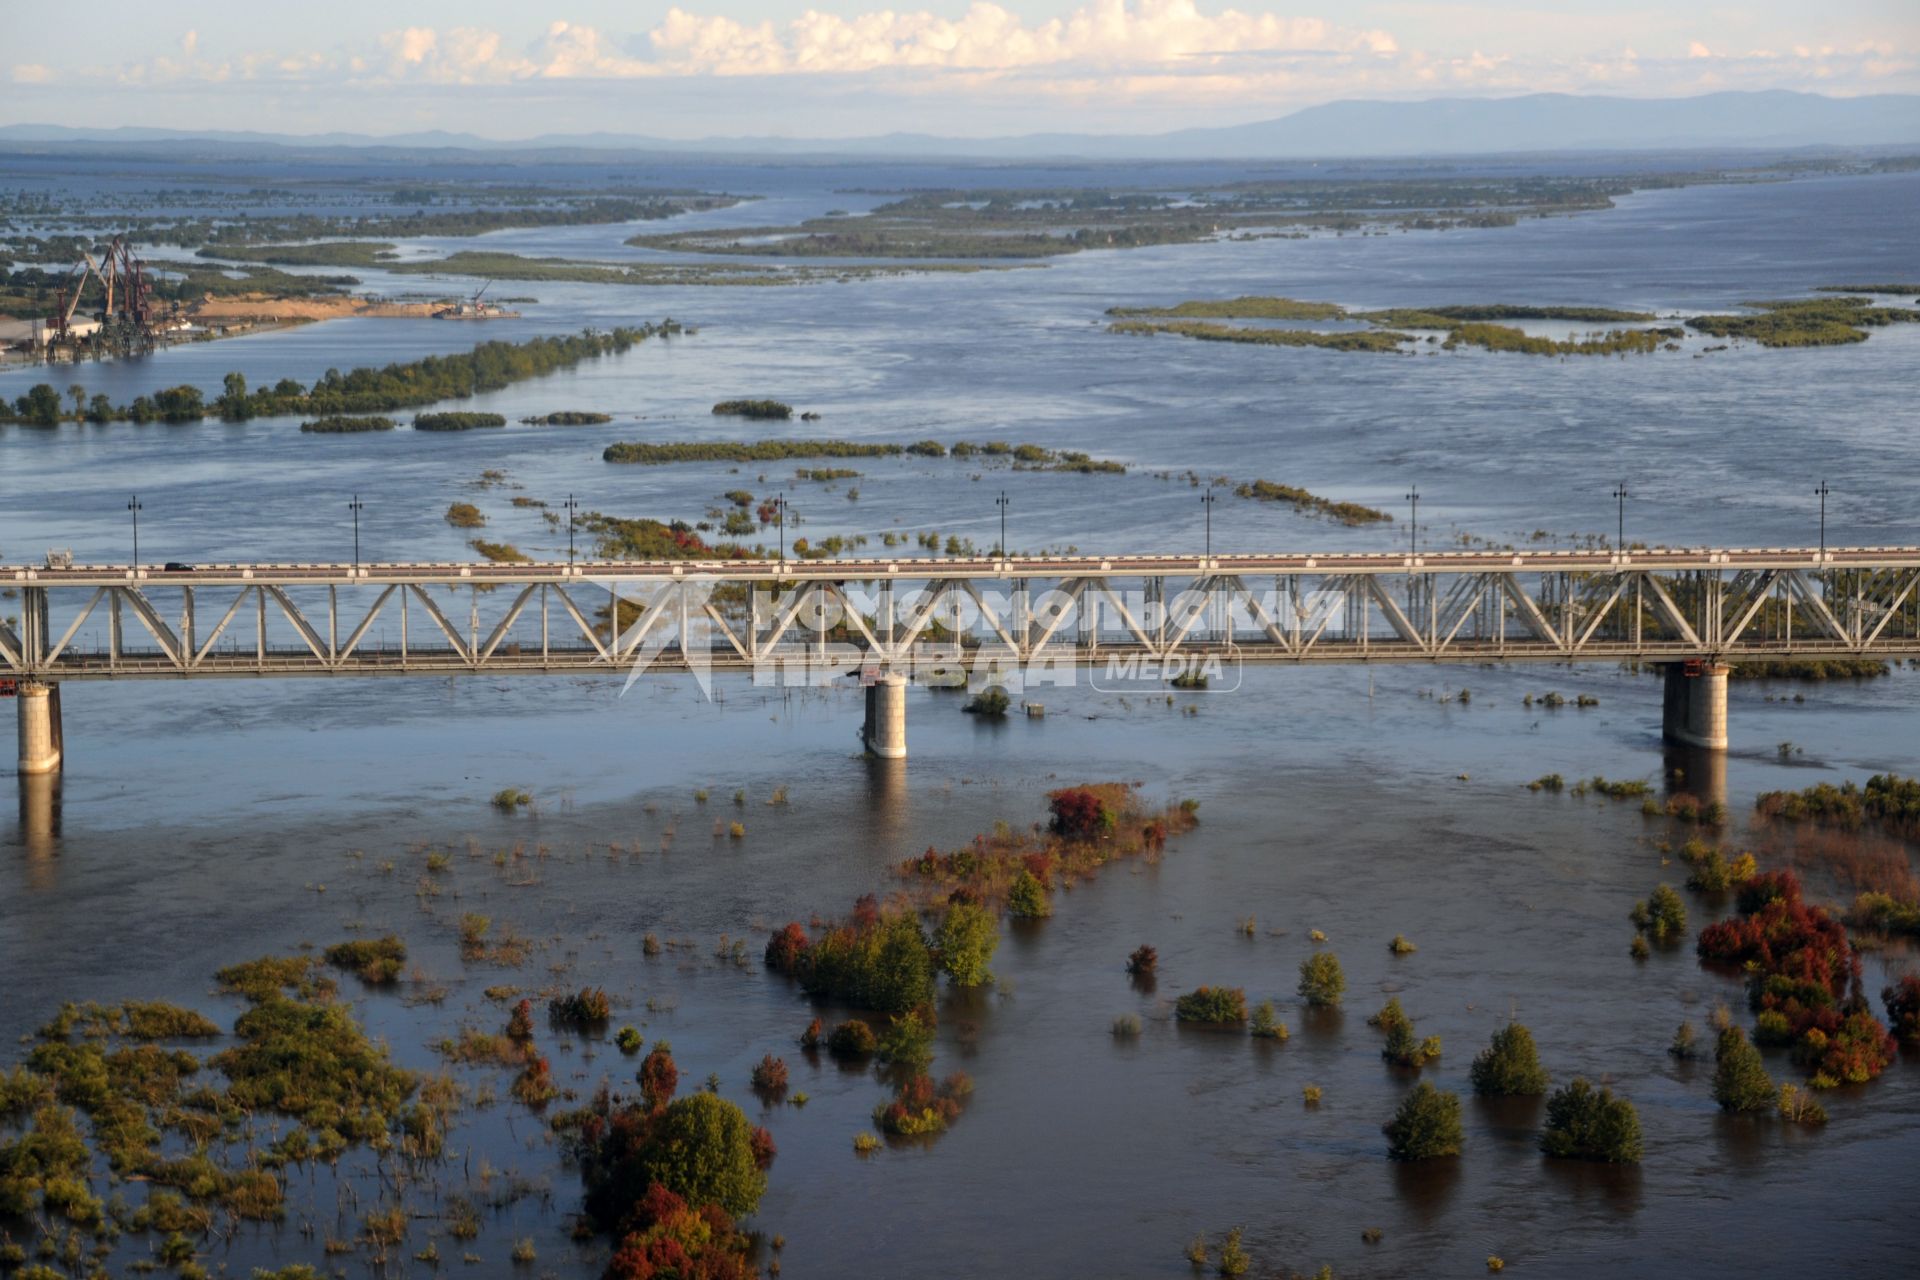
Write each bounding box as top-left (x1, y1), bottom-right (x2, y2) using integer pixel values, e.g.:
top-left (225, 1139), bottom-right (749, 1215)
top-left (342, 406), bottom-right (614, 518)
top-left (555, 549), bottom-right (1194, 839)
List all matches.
top-left (3, 91), bottom-right (1916, 160)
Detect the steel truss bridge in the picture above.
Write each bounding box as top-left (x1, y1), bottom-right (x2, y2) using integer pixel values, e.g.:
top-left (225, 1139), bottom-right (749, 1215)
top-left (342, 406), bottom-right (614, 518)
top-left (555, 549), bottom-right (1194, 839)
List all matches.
top-left (4, 547), bottom-right (1919, 683)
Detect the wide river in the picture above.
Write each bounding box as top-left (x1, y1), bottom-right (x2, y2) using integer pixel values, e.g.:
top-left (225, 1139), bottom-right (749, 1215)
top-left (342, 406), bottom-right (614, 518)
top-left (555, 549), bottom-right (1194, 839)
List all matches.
top-left (2, 159), bottom-right (1917, 1277)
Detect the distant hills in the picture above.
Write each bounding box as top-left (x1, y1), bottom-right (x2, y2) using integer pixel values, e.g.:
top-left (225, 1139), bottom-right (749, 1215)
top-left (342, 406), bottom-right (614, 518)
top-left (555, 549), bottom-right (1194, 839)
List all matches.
top-left (3, 91), bottom-right (1916, 160)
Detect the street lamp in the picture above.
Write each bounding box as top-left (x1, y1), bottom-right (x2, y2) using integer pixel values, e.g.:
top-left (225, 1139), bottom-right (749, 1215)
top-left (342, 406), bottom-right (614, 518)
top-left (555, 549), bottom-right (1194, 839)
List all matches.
top-left (1404, 486), bottom-right (1419, 557)
top-left (775, 493), bottom-right (788, 563)
top-left (1813, 479), bottom-right (1831, 603)
top-left (1201, 485), bottom-right (1217, 560)
top-left (1611, 481), bottom-right (1629, 553)
top-left (563, 494), bottom-right (581, 566)
top-left (995, 491), bottom-right (1010, 558)
top-left (127, 494), bottom-right (142, 567)
top-left (348, 494), bottom-right (364, 570)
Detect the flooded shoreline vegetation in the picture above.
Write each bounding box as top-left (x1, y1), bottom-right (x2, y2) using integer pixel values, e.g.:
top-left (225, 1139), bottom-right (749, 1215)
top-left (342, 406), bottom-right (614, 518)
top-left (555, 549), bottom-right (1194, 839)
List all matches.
top-left (413, 412), bottom-right (506, 431)
top-left (1753, 774), bottom-right (1920, 842)
top-left (1381, 1014), bottom-right (1443, 1069)
top-left (387, 248), bottom-right (995, 286)
top-left (713, 399), bottom-right (793, 420)
top-left (962, 688), bottom-right (1011, 717)
top-left (522, 410), bottom-right (612, 425)
top-left (198, 241), bottom-right (398, 268)
top-left (1469, 1023), bottom-right (1550, 1095)
top-left (445, 502), bottom-right (485, 528)
top-left (1816, 283), bottom-right (1920, 294)
top-left (1538, 1080), bottom-right (1642, 1163)
top-left (1726, 658), bottom-right (1888, 680)
top-left (299, 414), bottom-right (396, 433)
top-left (1234, 479), bottom-right (1392, 526)
top-left (1686, 296), bottom-right (1920, 347)
top-left (1848, 892), bottom-right (1920, 938)
top-left (1696, 870), bottom-right (1897, 1087)
top-left (1250, 1002), bottom-right (1289, 1040)
top-left (1383, 1083), bottom-right (1463, 1160)
top-left (897, 784), bottom-right (1197, 917)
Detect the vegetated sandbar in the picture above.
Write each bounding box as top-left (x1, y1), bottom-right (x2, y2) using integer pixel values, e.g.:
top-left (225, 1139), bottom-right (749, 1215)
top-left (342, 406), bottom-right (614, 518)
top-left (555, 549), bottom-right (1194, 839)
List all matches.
top-left (2, 325), bottom-right (677, 426)
top-left (384, 249), bottom-right (999, 286)
top-left (1105, 291), bottom-right (1920, 355)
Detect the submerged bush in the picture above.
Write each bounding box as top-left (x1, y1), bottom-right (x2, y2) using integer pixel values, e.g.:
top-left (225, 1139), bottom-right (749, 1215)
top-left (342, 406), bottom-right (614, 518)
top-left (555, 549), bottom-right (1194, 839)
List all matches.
top-left (1383, 1083), bottom-right (1463, 1161)
top-left (1712, 1027), bottom-right (1775, 1112)
top-left (1777, 1082), bottom-right (1829, 1124)
top-left (963, 688), bottom-right (1011, 717)
top-left (1048, 785), bottom-right (1120, 840)
top-left (1007, 869), bottom-right (1052, 919)
top-left (1175, 987), bottom-right (1248, 1025)
top-left (1630, 884), bottom-right (1688, 941)
top-left (1539, 1079), bottom-right (1642, 1163)
top-left (1126, 945), bottom-right (1158, 977)
top-left (800, 902), bottom-right (937, 1013)
top-left (583, 1091), bottom-right (768, 1223)
top-left (1883, 975), bottom-right (1920, 1041)
top-left (1382, 1018), bottom-right (1444, 1069)
top-left (1297, 953), bottom-right (1345, 1007)
top-left (549, 988), bottom-right (612, 1028)
top-left (1250, 1002), bottom-right (1289, 1041)
top-left (1667, 1022), bottom-right (1703, 1061)
top-left (324, 936), bottom-right (407, 984)
top-left (763, 922), bottom-right (811, 976)
top-left (826, 1020), bottom-right (877, 1058)
top-left (873, 1072), bottom-right (972, 1136)
top-left (933, 900), bottom-right (999, 987)
top-left (749, 1055), bottom-right (789, 1095)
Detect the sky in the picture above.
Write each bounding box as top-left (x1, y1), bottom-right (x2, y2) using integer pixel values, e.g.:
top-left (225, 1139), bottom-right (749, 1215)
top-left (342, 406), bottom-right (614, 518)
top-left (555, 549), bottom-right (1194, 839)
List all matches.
top-left (3, 1), bottom-right (1916, 138)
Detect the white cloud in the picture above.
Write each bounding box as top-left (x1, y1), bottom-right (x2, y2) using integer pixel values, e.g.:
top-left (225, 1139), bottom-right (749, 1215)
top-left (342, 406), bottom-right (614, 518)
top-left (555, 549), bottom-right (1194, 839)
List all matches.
top-left (12, 64), bottom-right (55, 84)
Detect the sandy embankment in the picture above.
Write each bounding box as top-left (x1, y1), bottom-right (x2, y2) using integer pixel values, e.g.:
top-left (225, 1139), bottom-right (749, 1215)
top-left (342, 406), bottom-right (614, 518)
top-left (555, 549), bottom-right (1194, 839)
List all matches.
top-left (190, 294), bottom-right (445, 323)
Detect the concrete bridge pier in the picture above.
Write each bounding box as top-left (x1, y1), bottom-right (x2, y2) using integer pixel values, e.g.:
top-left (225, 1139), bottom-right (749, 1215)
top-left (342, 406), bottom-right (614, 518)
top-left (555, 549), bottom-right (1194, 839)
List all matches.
top-left (1661, 663), bottom-right (1728, 751)
top-left (16, 681), bottom-right (63, 776)
top-left (863, 674), bottom-right (907, 759)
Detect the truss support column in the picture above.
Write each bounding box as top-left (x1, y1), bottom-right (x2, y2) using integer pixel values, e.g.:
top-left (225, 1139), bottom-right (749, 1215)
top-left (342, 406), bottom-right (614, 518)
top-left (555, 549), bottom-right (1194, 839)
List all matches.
top-left (863, 673), bottom-right (907, 760)
top-left (16, 681), bottom-right (62, 775)
top-left (1661, 662), bottom-right (1729, 751)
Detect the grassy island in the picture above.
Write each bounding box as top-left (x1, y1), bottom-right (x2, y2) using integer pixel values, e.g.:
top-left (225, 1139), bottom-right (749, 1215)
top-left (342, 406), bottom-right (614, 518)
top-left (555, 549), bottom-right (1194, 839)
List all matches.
top-left (712, 399), bottom-right (794, 420)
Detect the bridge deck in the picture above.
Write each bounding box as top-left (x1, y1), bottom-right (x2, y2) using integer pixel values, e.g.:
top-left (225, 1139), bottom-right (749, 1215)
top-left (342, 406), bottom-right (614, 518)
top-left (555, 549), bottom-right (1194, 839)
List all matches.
top-left (5, 547), bottom-right (1916, 682)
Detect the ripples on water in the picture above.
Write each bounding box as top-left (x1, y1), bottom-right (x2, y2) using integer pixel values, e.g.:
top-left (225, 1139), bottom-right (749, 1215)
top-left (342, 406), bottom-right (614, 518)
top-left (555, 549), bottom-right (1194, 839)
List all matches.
top-left (2, 164), bottom-right (1917, 1276)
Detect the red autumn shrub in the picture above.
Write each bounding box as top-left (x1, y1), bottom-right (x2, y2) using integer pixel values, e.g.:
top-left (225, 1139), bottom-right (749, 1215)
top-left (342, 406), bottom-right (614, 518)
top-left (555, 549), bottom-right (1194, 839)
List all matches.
top-left (1020, 851), bottom-right (1057, 889)
top-left (749, 1055), bottom-right (788, 1093)
top-left (1048, 787), bottom-right (1114, 840)
top-left (749, 1125), bottom-right (776, 1172)
top-left (1699, 869), bottom-right (1895, 1086)
top-left (639, 1045), bottom-right (679, 1110)
top-left (799, 1017), bottom-right (824, 1051)
top-left (605, 1182), bottom-right (754, 1280)
top-left (873, 1072), bottom-right (972, 1136)
top-left (763, 923), bottom-right (810, 976)
top-left (507, 998), bottom-right (535, 1041)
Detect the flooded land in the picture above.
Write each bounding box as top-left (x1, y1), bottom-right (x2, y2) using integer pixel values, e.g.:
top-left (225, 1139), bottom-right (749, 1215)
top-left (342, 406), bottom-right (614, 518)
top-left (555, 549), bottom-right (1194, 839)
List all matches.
top-left (3, 151), bottom-right (1919, 1279)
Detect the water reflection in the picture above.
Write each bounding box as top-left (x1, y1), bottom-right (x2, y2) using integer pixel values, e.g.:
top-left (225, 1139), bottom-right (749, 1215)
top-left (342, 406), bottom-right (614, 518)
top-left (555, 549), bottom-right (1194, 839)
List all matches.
top-left (1392, 1156), bottom-right (1464, 1225)
top-left (16, 771), bottom-right (61, 886)
top-left (1663, 742), bottom-right (1727, 811)
top-left (1538, 1158), bottom-right (1645, 1216)
top-left (861, 754), bottom-right (911, 852)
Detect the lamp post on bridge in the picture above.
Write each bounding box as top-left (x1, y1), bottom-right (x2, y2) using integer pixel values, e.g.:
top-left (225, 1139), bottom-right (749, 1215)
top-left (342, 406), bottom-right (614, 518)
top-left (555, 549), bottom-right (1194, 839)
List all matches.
top-left (1404, 486), bottom-right (1419, 557)
top-left (1201, 484), bottom-right (1217, 560)
top-left (563, 494), bottom-right (580, 566)
top-left (775, 493), bottom-right (788, 563)
top-left (127, 494), bottom-right (142, 567)
top-left (1814, 479), bottom-right (1830, 599)
top-left (1611, 481), bottom-right (1629, 554)
top-left (995, 490), bottom-right (1009, 559)
top-left (348, 494), bottom-right (364, 570)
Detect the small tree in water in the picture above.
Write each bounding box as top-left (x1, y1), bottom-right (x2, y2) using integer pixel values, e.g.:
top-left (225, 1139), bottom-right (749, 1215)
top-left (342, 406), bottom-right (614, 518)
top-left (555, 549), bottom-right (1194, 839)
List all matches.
top-left (1383, 1083), bottom-right (1463, 1160)
top-left (1297, 952), bottom-right (1345, 1007)
top-left (1539, 1078), bottom-right (1642, 1163)
top-left (1469, 1022), bottom-right (1550, 1096)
